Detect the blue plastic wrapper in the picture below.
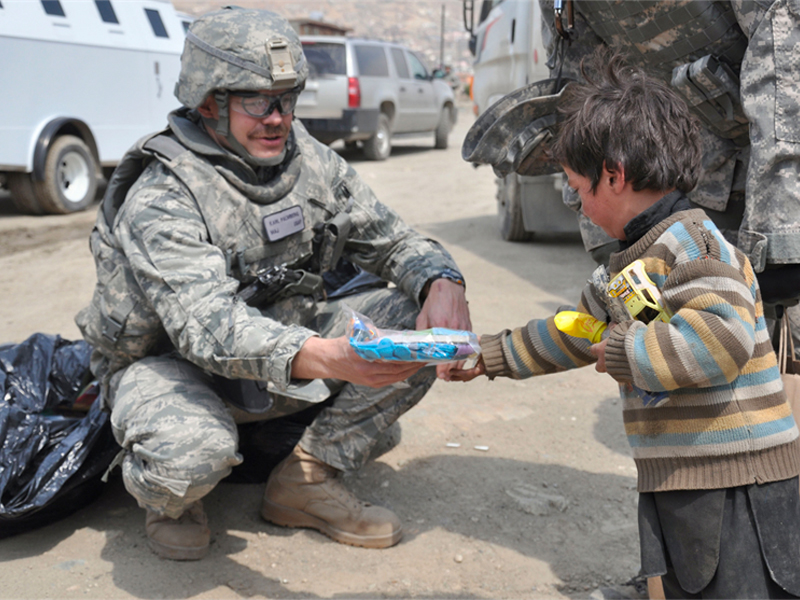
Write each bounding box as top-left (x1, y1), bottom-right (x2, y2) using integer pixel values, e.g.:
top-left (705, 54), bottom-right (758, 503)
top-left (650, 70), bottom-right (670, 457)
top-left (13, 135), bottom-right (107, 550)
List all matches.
top-left (345, 305), bottom-right (480, 364)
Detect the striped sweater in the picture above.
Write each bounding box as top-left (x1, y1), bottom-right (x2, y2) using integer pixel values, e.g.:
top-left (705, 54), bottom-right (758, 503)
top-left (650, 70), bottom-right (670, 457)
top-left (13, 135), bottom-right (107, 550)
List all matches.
top-left (482, 208), bottom-right (800, 492)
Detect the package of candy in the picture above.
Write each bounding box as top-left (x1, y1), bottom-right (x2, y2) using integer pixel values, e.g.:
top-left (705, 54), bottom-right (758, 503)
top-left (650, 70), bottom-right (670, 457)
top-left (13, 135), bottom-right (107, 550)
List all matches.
top-left (345, 305), bottom-right (481, 364)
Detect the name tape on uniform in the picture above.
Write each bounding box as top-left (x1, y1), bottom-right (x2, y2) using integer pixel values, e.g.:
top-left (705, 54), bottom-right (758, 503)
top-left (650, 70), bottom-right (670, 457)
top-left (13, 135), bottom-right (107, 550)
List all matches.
top-left (263, 206), bottom-right (305, 242)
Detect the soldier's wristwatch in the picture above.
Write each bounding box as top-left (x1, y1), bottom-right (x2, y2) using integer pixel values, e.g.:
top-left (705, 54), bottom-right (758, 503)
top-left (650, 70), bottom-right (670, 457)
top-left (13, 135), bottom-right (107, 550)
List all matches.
top-left (433, 268), bottom-right (466, 289)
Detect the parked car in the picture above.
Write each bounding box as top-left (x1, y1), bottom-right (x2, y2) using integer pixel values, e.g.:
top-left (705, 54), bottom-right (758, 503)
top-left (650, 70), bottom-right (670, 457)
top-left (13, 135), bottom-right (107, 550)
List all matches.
top-left (295, 36), bottom-right (457, 160)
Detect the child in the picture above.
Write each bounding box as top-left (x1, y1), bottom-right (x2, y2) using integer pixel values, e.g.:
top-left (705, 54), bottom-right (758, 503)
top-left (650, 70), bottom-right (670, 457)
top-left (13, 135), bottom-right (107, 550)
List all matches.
top-left (449, 50), bottom-right (800, 599)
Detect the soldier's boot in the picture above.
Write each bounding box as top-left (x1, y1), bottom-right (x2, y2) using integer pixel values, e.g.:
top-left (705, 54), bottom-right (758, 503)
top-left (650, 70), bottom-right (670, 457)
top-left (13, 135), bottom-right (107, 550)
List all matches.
top-left (261, 445), bottom-right (403, 549)
top-left (145, 500), bottom-right (210, 560)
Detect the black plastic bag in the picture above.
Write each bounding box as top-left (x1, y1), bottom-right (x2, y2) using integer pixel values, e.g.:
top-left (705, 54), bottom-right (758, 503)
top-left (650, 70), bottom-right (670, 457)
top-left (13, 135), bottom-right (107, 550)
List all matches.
top-left (0, 333), bottom-right (120, 537)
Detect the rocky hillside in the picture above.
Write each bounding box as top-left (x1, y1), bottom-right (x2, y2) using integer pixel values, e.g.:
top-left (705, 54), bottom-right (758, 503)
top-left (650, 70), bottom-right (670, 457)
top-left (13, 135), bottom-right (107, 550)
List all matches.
top-left (172, 0), bottom-right (474, 73)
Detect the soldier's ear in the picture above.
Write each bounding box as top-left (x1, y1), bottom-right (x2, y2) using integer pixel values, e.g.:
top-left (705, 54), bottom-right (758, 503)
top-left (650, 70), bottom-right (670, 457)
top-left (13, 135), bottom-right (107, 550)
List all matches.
top-left (197, 95), bottom-right (219, 120)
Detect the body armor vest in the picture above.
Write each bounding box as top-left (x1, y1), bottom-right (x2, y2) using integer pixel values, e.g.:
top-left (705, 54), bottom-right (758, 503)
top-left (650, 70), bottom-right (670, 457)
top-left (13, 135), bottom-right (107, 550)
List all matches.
top-left (76, 122), bottom-right (349, 376)
top-left (573, 0), bottom-right (750, 145)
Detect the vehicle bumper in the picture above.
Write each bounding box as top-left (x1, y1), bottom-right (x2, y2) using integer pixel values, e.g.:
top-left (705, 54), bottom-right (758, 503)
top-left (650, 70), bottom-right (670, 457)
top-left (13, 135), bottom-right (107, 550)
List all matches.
top-left (298, 109), bottom-right (380, 144)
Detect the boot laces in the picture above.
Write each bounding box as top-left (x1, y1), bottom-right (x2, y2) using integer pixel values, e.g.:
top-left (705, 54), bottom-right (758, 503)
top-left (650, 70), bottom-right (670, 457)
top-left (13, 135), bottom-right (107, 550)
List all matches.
top-left (178, 501), bottom-right (207, 526)
top-left (326, 474), bottom-right (369, 513)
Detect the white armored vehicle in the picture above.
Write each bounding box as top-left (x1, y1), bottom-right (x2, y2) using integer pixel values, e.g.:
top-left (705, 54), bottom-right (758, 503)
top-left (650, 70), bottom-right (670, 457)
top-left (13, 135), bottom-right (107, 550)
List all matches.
top-left (0, 0), bottom-right (190, 214)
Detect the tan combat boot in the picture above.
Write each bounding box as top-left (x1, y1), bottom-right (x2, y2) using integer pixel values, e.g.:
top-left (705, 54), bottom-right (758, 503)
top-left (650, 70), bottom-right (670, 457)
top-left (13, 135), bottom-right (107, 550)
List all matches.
top-left (261, 445), bottom-right (403, 549)
top-left (145, 500), bottom-right (210, 560)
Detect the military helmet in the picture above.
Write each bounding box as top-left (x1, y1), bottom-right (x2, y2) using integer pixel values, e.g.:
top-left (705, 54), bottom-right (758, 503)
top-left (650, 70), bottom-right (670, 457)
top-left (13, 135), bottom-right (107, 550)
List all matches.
top-left (175, 6), bottom-right (308, 108)
top-left (461, 78), bottom-right (574, 178)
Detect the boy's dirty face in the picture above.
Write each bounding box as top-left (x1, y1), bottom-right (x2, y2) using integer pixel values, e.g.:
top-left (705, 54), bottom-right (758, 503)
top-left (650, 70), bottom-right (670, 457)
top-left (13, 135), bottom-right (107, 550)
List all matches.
top-left (562, 165), bottom-right (626, 240)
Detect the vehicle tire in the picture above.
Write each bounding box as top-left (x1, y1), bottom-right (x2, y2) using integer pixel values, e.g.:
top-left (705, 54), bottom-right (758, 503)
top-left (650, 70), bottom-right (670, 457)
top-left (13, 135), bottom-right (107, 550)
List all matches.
top-left (434, 106), bottom-right (451, 149)
top-left (497, 174), bottom-right (533, 241)
top-left (34, 135), bottom-right (98, 214)
top-left (7, 173), bottom-right (45, 215)
top-left (362, 113), bottom-right (391, 161)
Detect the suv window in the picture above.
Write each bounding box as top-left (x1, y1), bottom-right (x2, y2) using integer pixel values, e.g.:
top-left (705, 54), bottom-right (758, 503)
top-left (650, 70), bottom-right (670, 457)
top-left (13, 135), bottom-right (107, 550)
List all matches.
top-left (302, 42), bottom-right (346, 76)
top-left (406, 52), bottom-right (429, 80)
top-left (390, 47), bottom-right (410, 79)
top-left (354, 44), bottom-right (389, 77)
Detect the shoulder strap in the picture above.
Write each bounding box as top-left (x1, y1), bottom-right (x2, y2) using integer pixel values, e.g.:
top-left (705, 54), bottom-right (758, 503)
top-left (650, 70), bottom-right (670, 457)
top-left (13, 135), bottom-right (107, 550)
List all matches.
top-left (142, 135), bottom-right (187, 161)
top-left (101, 131), bottom-right (187, 229)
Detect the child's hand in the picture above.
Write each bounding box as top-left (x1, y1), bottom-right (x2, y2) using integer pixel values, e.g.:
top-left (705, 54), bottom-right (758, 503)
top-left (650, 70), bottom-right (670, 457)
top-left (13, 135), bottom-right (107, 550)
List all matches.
top-left (590, 322), bottom-right (617, 373)
top-left (590, 338), bottom-right (608, 373)
top-left (438, 356), bottom-right (486, 382)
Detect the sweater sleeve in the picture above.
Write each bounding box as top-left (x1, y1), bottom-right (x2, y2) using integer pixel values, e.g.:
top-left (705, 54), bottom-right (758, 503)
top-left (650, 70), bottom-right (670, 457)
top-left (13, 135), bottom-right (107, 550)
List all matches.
top-left (604, 257), bottom-right (757, 390)
top-left (481, 283), bottom-right (604, 380)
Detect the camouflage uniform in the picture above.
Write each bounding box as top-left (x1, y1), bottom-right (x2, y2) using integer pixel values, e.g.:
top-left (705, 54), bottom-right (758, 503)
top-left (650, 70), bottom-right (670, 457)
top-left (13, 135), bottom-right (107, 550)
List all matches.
top-left (538, 0), bottom-right (800, 273)
top-left (76, 11), bottom-right (460, 518)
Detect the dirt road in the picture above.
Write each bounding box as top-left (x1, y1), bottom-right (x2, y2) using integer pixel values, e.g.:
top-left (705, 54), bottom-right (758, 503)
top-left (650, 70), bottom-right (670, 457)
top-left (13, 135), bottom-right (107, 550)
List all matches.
top-left (0, 112), bottom-right (639, 599)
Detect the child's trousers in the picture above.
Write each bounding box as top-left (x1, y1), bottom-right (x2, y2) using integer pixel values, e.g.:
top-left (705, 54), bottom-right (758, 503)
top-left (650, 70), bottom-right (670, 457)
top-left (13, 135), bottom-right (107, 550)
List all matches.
top-left (639, 476), bottom-right (800, 599)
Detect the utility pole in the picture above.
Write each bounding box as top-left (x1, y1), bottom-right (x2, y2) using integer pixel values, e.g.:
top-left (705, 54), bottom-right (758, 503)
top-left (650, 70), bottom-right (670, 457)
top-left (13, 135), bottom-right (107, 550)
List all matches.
top-left (439, 3), bottom-right (446, 68)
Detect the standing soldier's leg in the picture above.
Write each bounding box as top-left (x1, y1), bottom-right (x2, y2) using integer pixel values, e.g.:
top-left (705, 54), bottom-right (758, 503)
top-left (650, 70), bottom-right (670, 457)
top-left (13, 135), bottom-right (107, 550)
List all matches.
top-left (109, 355), bottom-right (243, 560)
top-left (262, 287), bottom-right (437, 548)
top-left (788, 304), bottom-right (800, 362)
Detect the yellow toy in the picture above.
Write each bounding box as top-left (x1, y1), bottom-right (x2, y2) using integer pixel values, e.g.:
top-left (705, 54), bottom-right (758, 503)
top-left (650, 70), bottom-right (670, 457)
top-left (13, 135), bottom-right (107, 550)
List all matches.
top-left (553, 311), bottom-right (607, 343)
top-left (554, 260), bottom-right (672, 408)
top-left (607, 259), bottom-right (672, 324)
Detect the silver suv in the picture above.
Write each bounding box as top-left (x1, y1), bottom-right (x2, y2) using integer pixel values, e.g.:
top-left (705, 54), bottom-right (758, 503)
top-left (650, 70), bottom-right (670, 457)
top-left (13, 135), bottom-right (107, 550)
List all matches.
top-left (295, 36), bottom-right (457, 160)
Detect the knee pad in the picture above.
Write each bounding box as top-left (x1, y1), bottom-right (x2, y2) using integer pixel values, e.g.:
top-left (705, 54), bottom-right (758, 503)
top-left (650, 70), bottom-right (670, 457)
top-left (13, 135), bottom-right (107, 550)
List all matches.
top-left (120, 428), bottom-right (242, 518)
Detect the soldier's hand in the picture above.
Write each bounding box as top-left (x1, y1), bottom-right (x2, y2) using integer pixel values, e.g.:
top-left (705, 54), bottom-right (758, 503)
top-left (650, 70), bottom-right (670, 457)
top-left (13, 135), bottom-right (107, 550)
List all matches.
top-left (292, 336), bottom-right (423, 388)
top-left (416, 279), bottom-right (471, 331)
top-left (416, 278), bottom-right (472, 378)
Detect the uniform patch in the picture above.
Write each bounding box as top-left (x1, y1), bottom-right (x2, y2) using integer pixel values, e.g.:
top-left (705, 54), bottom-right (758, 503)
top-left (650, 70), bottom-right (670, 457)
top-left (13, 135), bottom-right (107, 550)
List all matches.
top-left (263, 206), bottom-right (305, 241)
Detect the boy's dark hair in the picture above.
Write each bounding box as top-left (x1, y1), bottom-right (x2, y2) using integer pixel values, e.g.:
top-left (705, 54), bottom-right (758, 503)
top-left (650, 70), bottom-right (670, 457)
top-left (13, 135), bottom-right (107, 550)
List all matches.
top-left (550, 48), bottom-right (702, 194)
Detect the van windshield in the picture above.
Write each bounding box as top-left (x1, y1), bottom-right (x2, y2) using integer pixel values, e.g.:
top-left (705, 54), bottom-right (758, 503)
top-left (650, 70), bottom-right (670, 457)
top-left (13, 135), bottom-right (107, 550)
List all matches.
top-left (302, 42), bottom-right (346, 77)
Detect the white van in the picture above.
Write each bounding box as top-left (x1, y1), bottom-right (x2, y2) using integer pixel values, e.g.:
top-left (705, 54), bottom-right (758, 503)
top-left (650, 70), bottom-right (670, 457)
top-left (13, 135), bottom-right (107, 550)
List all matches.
top-left (0, 0), bottom-right (190, 214)
top-left (464, 0), bottom-right (578, 240)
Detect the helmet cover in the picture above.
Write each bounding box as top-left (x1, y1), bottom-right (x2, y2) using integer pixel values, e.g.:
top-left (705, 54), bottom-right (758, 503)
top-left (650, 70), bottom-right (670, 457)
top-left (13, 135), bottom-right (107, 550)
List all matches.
top-left (175, 6), bottom-right (308, 108)
top-left (461, 78), bottom-right (574, 178)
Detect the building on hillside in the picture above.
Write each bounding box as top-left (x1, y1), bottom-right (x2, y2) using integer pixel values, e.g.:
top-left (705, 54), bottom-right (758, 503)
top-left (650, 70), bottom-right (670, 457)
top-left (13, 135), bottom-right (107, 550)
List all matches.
top-left (289, 18), bottom-right (350, 36)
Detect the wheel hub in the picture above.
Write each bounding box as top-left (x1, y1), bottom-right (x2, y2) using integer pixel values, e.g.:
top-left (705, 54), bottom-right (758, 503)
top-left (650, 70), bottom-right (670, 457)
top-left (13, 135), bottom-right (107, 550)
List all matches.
top-left (57, 151), bottom-right (91, 203)
top-left (376, 129), bottom-right (389, 155)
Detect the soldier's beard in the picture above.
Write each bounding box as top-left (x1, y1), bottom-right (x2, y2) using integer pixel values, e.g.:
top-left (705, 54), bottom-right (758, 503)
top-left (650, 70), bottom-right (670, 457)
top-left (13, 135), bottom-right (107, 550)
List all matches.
top-left (227, 122), bottom-right (290, 168)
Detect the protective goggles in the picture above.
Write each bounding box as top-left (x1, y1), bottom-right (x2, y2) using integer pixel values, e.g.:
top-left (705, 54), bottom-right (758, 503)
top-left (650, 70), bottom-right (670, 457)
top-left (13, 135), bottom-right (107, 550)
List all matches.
top-left (230, 88), bottom-right (301, 118)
